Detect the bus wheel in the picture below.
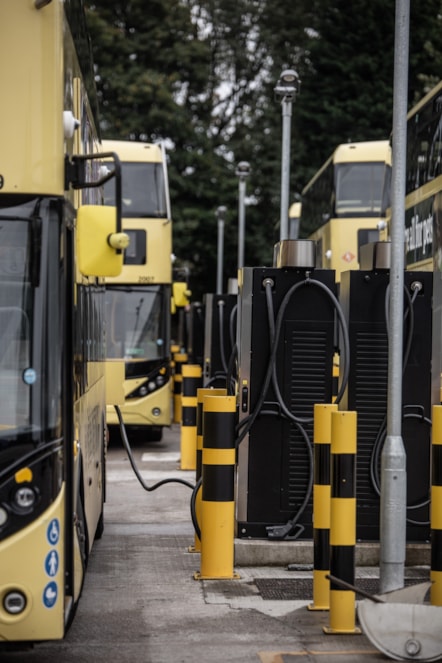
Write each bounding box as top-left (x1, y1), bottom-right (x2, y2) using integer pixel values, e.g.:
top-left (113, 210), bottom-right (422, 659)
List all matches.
top-left (75, 485), bottom-right (89, 572)
top-left (146, 426), bottom-right (163, 443)
top-left (95, 420), bottom-right (106, 541)
top-left (95, 511), bottom-right (104, 540)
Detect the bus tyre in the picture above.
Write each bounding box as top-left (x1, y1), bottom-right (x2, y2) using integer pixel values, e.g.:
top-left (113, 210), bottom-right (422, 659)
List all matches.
top-left (147, 426), bottom-right (163, 443)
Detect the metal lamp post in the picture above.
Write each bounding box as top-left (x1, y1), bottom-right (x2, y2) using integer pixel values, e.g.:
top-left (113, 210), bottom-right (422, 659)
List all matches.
top-left (235, 161), bottom-right (251, 271)
top-left (379, 0), bottom-right (410, 595)
top-left (216, 205), bottom-right (227, 294)
top-left (274, 69), bottom-right (300, 241)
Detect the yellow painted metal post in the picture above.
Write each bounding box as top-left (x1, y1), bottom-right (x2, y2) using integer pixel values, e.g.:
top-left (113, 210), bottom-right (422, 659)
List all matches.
top-left (431, 405), bottom-right (442, 606)
top-left (324, 410), bottom-right (360, 634)
top-left (180, 364), bottom-right (202, 470)
top-left (308, 403), bottom-right (337, 611)
top-left (172, 352), bottom-right (187, 423)
top-left (194, 395), bottom-right (239, 580)
top-left (189, 387), bottom-right (227, 553)
top-left (170, 343), bottom-right (180, 393)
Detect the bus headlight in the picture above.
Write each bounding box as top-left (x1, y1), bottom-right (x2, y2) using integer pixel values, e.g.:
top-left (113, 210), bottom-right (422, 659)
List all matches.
top-left (0, 505), bottom-right (8, 527)
top-left (147, 381), bottom-right (156, 392)
top-left (138, 385), bottom-right (148, 397)
top-left (3, 590), bottom-right (27, 615)
top-left (12, 486), bottom-right (37, 511)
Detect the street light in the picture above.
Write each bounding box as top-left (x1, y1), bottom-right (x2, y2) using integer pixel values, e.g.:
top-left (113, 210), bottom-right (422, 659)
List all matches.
top-left (216, 205), bottom-right (227, 294)
top-left (235, 161), bottom-right (251, 271)
top-left (274, 68), bottom-right (300, 241)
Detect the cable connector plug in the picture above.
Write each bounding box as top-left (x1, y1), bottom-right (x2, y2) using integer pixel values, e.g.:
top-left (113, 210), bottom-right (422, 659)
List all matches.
top-left (266, 522), bottom-right (305, 540)
top-left (411, 281), bottom-right (423, 293)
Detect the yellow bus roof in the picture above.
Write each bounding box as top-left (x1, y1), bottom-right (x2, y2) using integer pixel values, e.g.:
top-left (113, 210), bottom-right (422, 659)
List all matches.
top-left (289, 202), bottom-right (302, 217)
top-left (101, 139), bottom-right (163, 163)
top-left (333, 140), bottom-right (391, 164)
top-left (302, 140), bottom-right (391, 194)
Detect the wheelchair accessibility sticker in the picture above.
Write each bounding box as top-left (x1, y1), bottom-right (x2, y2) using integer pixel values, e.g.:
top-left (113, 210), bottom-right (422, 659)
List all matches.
top-left (43, 581), bottom-right (58, 608)
top-left (47, 518), bottom-right (60, 546)
top-left (44, 519), bottom-right (60, 607)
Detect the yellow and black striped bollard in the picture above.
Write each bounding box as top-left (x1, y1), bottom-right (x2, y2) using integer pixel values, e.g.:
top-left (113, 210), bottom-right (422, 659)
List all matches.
top-left (188, 387), bottom-right (227, 553)
top-left (194, 395), bottom-right (239, 580)
top-left (180, 364), bottom-right (202, 470)
top-left (324, 410), bottom-right (360, 634)
top-left (172, 352), bottom-right (187, 424)
top-left (170, 343), bottom-right (180, 394)
top-left (308, 403), bottom-right (337, 611)
top-left (431, 405), bottom-right (442, 606)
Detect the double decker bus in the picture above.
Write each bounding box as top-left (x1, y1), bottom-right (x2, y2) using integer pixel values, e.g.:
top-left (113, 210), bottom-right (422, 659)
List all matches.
top-left (394, 81), bottom-right (442, 410)
top-left (398, 81), bottom-right (442, 272)
top-left (300, 140), bottom-right (391, 282)
top-left (102, 140), bottom-right (173, 442)
top-left (0, 0), bottom-right (127, 643)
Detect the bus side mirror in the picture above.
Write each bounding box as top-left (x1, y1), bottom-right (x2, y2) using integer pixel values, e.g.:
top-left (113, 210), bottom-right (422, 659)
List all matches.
top-left (77, 205), bottom-right (130, 277)
top-left (172, 281), bottom-right (191, 307)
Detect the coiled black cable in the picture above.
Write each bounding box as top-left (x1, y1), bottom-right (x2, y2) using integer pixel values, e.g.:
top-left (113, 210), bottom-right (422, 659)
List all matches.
top-left (369, 281), bottom-right (430, 525)
top-left (217, 299), bottom-right (229, 374)
top-left (114, 405), bottom-right (195, 491)
top-left (236, 275), bottom-right (350, 446)
top-left (369, 406), bottom-right (431, 526)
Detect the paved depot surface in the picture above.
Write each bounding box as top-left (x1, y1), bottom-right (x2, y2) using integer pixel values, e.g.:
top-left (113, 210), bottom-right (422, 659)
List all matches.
top-left (1, 425), bottom-right (431, 662)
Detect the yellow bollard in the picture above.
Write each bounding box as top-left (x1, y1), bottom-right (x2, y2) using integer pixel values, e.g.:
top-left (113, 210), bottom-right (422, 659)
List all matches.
top-left (172, 352), bottom-right (187, 423)
top-left (194, 395), bottom-right (239, 580)
top-left (431, 405), bottom-right (442, 606)
top-left (188, 387), bottom-right (227, 553)
top-left (180, 364), bottom-right (202, 470)
top-left (170, 343), bottom-right (180, 393)
top-left (308, 403), bottom-right (337, 611)
top-left (324, 410), bottom-right (360, 634)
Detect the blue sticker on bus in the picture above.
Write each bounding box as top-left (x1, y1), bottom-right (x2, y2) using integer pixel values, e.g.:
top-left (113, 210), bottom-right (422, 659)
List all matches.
top-left (45, 550), bottom-right (59, 577)
top-left (46, 519), bottom-right (60, 546)
top-left (43, 581), bottom-right (58, 608)
top-left (23, 368), bottom-right (37, 385)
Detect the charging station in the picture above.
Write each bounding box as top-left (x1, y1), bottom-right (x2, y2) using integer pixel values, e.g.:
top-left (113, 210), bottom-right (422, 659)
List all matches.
top-left (339, 242), bottom-right (433, 542)
top-left (236, 240), bottom-right (339, 539)
top-left (203, 293), bottom-right (237, 387)
top-left (187, 301), bottom-right (205, 368)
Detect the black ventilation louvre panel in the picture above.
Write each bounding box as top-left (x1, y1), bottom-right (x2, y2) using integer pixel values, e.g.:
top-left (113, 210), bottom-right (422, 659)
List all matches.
top-left (340, 269), bottom-right (433, 542)
top-left (353, 330), bottom-right (388, 506)
top-left (284, 327), bottom-right (329, 512)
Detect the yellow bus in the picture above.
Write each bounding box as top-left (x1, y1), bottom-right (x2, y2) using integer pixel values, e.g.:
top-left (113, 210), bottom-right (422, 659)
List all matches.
top-left (102, 140), bottom-right (173, 442)
top-left (0, 0), bottom-right (127, 644)
top-left (393, 80), bottom-right (442, 414)
top-left (397, 80), bottom-right (442, 272)
top-left (288, 201), bottom-right (302, 239)
top-left (300, 140), bottom-right (391, 281)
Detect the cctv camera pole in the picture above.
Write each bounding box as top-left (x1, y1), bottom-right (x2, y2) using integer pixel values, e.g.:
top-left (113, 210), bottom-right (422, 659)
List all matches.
top-left (280, 101), bottom-right (292, 242)
top-left (379, 0), bottom-right (409, 594)
top-left (235, 162), bottom-right (250, 271)
top-left (274, 70), bottom-right (300, 241)
top-left (216, 206), bottom-right (227, 294)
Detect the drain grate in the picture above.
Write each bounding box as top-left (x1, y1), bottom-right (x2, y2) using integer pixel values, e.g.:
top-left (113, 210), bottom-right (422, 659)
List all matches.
top-left (255, 577), bottom-right (427, 600)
